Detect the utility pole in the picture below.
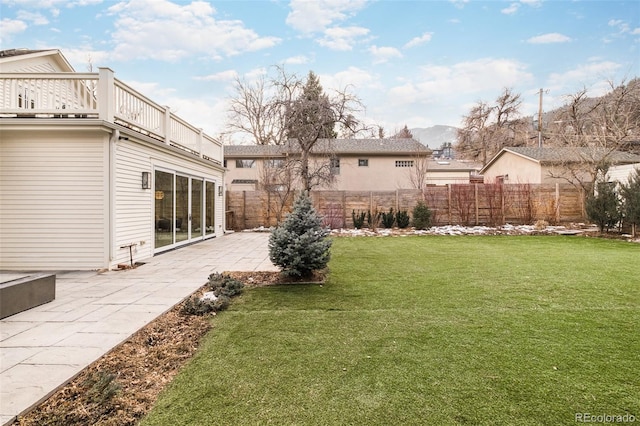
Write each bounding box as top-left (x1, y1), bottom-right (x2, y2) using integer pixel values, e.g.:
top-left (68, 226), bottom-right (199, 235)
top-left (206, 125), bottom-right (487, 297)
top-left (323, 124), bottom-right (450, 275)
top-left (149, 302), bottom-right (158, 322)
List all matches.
top-left (537, 88), bottom-right (544, 148)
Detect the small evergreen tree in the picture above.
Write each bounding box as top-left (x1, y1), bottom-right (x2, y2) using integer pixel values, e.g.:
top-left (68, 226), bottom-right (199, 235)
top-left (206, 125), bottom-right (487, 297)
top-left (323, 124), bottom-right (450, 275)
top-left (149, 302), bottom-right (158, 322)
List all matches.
top-left (620, 167), bottom-right (640, 236)
top-left (412, 201), bottom-right (432, 230)
top-left (269, 192), bottom-right (332, 278)
top-left (586, 180), bottom-right (621, 232)
top-left (381, 208), bottom-right (395, 228)
top-left (396, 210), bottom-right (410, 228)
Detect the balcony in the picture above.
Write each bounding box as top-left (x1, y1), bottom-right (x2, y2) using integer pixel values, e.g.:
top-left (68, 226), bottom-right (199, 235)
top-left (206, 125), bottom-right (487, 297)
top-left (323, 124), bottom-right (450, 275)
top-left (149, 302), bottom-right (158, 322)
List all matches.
top-left (0, 67), bottom-right (222, 164)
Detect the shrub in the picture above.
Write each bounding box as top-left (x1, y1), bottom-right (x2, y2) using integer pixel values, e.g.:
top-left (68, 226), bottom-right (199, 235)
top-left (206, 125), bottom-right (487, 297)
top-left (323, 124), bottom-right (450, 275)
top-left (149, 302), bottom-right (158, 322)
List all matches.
top-left (181, 274), bottom-right (243, 316)
top-left (351, 210), bottom-right (366, 229)
top-left (366, 209), bottom-right (380, 229)
top-left (396, 210), bottom-right (410, 228)
top-left (586, 180), bottom-right (621, 232)
top-left (412, 201), bottom-right (432, 230)
top-left (83, 372), bottom-right (121, 405)
top-left (381, 208), bottom-right (395, 228)
top-left (269, 191), bottom-right (332, 278)
top-left (208, 272), bottom-right (244, 298)
top-left (620, 167), bottom-right (640, 236)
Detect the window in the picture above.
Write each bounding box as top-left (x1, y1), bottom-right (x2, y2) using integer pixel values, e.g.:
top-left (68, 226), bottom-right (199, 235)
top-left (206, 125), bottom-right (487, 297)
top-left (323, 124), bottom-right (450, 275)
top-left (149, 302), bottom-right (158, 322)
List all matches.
top-left (266, 159), bottom-right (285, 168)
top-left (330, 157), bottom-right (340, 174)
top-left (395, 160), bottom-right (414, 167)
top-left (235, 159), bottom-right (256, 168)
top-left (358, 159), bottom-right (369, 167)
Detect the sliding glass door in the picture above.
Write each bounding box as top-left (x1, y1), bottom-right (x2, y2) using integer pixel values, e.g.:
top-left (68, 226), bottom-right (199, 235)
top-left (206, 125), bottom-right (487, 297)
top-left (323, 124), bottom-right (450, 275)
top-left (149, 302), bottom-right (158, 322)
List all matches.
top-left (154, 170), bottom-right (216, 252)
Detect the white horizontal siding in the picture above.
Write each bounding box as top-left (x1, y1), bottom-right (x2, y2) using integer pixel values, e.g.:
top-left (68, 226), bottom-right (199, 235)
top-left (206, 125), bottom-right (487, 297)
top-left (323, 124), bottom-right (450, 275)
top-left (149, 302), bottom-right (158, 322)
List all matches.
top-left (0, 132), bottom-right (108, 270)
top-left (609, 163), bottom-right (640, 186)
top-left (113, 139), bottom-right (225, 267)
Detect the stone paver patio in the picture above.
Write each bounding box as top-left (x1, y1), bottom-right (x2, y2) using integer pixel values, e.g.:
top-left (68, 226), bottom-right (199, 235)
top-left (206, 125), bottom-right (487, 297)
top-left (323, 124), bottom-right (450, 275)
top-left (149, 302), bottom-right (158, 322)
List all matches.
top-left (0, 232), bottom-right (276, 425)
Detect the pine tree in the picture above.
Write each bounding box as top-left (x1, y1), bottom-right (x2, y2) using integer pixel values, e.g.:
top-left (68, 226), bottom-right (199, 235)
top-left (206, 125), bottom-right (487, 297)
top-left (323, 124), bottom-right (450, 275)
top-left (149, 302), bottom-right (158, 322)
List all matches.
top-left (586, 180), bottom-right (621, 232)
top-left (620, 167), bottom-right (640, 236)
top-left (268, 192), bottom-right (332, 278)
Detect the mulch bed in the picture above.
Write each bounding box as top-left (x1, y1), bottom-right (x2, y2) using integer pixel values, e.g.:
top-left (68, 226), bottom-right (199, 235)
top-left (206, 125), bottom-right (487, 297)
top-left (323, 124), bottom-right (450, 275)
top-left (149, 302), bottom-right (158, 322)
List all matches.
top-left (15, 271), bottom-right (290, 426)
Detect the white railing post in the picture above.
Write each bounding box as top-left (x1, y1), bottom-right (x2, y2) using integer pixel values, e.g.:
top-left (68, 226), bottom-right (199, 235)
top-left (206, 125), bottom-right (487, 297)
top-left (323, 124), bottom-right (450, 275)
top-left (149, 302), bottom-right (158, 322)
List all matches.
top-left (198, 128), bottom-right (204, 158)
top-left (164, 106), bottom-right (171, 144)
top-left (97, 68), bottom-right (115, 122)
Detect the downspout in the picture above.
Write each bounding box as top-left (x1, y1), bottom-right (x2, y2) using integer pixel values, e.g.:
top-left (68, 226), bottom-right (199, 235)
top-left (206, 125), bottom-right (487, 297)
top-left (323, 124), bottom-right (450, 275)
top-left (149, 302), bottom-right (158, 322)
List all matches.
top-left (109, 128), bottom-right (120, 269)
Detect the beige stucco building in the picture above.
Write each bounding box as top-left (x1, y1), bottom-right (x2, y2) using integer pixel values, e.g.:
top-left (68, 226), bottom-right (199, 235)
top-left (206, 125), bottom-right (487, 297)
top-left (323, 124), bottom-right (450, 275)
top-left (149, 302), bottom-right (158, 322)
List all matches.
top-left (481, 147), bottom-right (640, 184)
top-left (0, 49), bottom-right (226, 270)
top-left (224, 139), bottom-right (479, 191)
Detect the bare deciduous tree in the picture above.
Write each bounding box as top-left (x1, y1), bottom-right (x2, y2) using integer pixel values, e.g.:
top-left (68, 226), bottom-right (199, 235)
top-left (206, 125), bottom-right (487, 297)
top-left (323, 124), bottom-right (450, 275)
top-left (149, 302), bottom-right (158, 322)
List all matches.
top-left (408, 150), bottom-right (431, 190)
top-left (226, 72), bottom-right (291, 145)
top-left (456, 88), bottom-right (527, 166)
top-left (545, 78), bottom-right (640, 191)
top-left (227, 67), bottom-right (365, 192)
top-left (282, 71), bottom-right (364, 191)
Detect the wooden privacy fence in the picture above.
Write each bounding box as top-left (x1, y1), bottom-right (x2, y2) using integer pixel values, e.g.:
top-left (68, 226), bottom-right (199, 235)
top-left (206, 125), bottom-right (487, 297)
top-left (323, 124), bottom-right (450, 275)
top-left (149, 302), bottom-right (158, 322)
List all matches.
top-left (225, 184), bottom-right (586, 230)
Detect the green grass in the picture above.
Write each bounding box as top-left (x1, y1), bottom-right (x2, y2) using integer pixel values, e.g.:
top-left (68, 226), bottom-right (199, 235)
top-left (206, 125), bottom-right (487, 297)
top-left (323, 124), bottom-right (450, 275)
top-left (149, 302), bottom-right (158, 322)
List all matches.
top-left (142, 236), bottom-right (640, 425)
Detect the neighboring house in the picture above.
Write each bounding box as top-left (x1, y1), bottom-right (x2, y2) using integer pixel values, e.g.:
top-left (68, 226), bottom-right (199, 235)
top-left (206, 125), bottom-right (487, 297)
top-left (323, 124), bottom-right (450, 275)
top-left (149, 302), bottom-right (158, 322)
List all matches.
top-left (224, 139), bottom-right (479, 191)
top-left (0, 49), bottom-right (225, 270)
top-left (608, 163), bottom-right (640, 187)
top-left (481, 146), bottom-right (640, 185)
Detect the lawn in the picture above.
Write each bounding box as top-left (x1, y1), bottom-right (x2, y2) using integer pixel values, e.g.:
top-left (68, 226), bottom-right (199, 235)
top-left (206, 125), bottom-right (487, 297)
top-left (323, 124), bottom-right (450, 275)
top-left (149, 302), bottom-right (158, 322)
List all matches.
top-left (142, 236), bottom-right (639, 425)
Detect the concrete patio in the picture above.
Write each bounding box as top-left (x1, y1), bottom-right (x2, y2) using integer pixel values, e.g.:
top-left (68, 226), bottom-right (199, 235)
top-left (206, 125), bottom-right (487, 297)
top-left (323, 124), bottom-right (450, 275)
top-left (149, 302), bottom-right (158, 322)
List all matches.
top-left (0, 232), bottom-right (277, 425)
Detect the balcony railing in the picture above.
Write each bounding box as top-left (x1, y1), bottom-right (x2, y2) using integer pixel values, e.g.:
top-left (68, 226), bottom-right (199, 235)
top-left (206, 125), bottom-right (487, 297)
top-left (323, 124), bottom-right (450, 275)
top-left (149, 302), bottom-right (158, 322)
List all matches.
top-left (0, 67), bottom-right (222, 164)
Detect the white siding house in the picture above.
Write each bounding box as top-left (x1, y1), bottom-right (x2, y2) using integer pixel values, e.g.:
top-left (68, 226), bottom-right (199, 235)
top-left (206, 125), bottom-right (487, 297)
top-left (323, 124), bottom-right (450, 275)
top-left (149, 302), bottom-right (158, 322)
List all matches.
top-left (0, 49), bottom-right (226, 270)
top-left (608, 163), bottom-right (640, 186)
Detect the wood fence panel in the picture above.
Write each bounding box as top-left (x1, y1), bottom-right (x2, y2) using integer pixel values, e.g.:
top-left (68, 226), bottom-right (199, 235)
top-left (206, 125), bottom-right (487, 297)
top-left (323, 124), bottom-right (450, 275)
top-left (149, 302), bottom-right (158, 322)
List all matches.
top-left (226, 184), bottom-right (586, 230)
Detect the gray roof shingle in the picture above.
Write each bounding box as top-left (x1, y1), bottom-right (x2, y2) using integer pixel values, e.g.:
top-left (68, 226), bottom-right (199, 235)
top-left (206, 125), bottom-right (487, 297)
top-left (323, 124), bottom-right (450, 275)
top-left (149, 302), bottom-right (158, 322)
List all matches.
top-left (505, 146), bottom-right (640, 165)
top-left (224, 138), bottom-right (430, 157)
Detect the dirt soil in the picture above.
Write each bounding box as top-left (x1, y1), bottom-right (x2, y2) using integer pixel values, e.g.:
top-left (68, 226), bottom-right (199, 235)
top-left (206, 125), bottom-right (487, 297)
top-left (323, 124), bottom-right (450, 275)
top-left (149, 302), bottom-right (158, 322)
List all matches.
top-left (15, 271), bottom-right (286, 426)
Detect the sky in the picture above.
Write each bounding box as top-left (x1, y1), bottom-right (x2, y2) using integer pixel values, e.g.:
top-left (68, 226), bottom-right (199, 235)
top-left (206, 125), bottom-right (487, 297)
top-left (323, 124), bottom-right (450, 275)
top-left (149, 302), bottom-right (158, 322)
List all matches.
top-left (1, 0), bottom-right (639, 144)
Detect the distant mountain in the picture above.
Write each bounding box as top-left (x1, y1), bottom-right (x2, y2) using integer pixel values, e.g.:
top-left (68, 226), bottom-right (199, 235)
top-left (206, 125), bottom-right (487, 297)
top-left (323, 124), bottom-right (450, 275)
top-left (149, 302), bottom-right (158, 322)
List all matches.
top-left (410, 125), bottom-right (458, 149)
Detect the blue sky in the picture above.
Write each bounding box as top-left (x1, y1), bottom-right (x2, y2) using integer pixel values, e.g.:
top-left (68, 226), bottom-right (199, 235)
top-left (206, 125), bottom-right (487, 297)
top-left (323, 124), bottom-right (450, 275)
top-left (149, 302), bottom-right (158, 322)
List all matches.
top-left (1, 0), bottom-right (638, 143)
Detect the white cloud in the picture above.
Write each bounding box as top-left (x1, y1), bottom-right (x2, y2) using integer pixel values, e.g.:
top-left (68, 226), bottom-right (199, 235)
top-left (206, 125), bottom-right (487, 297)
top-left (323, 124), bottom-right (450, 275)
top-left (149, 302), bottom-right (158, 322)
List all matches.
top-left (286, 0), bottom-right (368, 34)
top-left (195, 70), bottom-right (238, 82)
top-left (106, 0), bottom-right (280, 62)
top-left (527, 33), bottom-right (572, 44)
top-left (317, 26), bottom-right (370, 51)
top-left (501, 3), bottom-right (519, 15)
top-left (388, 58), bottom-right (533, 103)
top-left (449, 0), bottom-right (469, 10)
top-left (0, 19), bottom-right (28, 42)
top-left (283, 55), bottom-right (310, 65)
top-left (16, 10), bottom-right (49, 25)
top-left (320, 66), bottom-right (378, 91)
top-left (369, 45), bottom-right (402, 64)
top-left (547, 60), bottom-right (622, 94)
top-left (404, 32), bottom-right (433, 49)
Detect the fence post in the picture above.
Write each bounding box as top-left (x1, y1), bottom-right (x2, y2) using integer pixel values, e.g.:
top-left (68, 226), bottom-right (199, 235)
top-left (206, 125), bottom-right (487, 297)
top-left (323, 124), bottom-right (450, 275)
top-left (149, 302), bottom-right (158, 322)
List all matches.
top-left (475, 184), bottom-right (479, 225)
top-left (342, 191), bottom-right (346, 227)
top-left (447, 184), bottom-right (452, 225)
top-left (555, 183), bottom-right (560, 224)
top-left (242, 190), bottom-right (247, 229)
top-left (501, 184), bottom-right (506, 225)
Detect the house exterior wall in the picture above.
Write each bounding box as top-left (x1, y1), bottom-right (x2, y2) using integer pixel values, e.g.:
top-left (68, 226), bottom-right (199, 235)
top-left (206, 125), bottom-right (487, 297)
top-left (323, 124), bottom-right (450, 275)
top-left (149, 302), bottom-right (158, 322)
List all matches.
top-left (113, 136), bottom-right (225, 267)
top-left (608, 163), bottom-right (640, 186)
top-left (482, 152), bottom-right (543, 184)
top-left (225, 154), bottom-right (473, 191)
top-left (1, 50), bottom-right (226, 270)
top-left (0, 129), bottom-right (110, 270)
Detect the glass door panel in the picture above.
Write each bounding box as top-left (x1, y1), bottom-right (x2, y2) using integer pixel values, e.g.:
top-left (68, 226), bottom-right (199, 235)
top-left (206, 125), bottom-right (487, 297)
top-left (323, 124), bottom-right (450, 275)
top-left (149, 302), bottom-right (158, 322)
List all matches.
top-left (155, 171), bottom-right (174, 248)
top-left (191, 179), bottom-right (203, 238)
top-left (205, 181), bottom-right (215, 235)
top-left (175, 175), bottom-right (189, 243)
